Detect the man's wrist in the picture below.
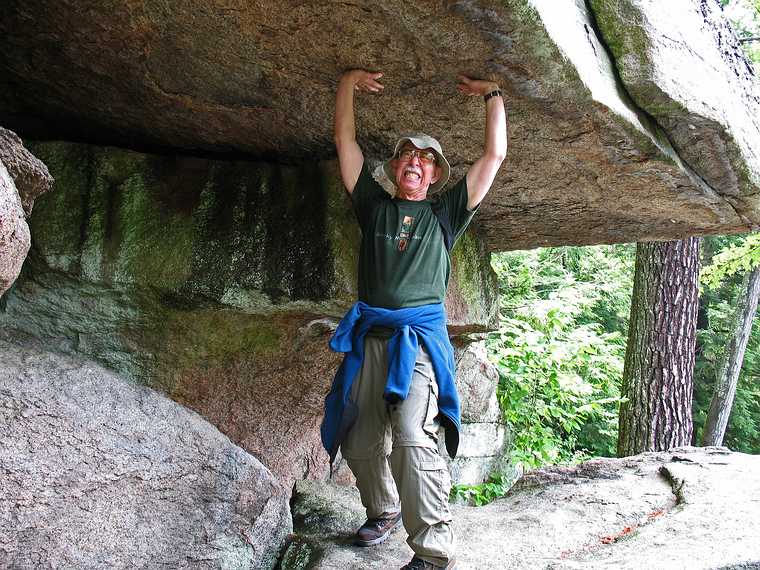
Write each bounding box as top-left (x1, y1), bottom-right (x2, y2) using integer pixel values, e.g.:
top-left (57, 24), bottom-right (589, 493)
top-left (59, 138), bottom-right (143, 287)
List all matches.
top-left (483, 88), bottom-right (502, 103)
top-left (340, 74), bottom-right (357, 88)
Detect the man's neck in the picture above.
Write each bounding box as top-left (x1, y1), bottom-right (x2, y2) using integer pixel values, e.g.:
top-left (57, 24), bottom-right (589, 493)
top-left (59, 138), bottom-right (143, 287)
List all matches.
top-left (396, 188), bottom-right (428, 201)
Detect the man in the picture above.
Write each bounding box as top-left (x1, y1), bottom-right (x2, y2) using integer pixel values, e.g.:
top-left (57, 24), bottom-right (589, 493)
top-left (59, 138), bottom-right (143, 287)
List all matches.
top-left (321, 69), bottom-right (507, 570)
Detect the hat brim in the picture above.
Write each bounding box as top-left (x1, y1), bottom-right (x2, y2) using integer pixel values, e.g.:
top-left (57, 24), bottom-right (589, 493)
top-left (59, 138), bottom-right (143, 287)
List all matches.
top-left (383, 135), bottom-right (451, 193)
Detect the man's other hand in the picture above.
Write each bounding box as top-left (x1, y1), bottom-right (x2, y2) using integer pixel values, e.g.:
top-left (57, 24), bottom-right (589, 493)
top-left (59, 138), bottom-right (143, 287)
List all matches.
top-left (335, 70), bottom-right (383, 194)
top-left (457, 75), bottom-right (499, 97)
top-left (342, 70), bottom-right (385, 94)
top-left (458, 74), bottom-right (507, 210)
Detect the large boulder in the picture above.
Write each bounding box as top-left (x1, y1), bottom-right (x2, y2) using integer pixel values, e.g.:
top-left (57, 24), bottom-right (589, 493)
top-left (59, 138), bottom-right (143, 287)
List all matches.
top-left (284, 447), bottom-right (760, 569)
top-left (0, 127), bottom-right (53, 215)
top-left (0, 1), bottom-right (758, 249)
top-left (590, 0), bottom-right (760, 209)
top-left (0, 161), bottom-right (28, 297)
top-left (0, 336), bottom-right (291, 570)
top-left (0, 127), bottom-right (53, 296)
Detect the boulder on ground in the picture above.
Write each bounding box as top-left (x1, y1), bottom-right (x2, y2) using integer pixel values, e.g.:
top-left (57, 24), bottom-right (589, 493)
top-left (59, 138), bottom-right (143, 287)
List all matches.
top-left (0, 336), bottom-right (291, 570)
top-left (445, 341), bottom-right (511, 485)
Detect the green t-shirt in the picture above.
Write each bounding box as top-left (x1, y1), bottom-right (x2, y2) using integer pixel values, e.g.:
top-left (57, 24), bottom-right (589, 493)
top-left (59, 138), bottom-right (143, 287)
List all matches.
top-left (351, 161), bottom-right (477, 309)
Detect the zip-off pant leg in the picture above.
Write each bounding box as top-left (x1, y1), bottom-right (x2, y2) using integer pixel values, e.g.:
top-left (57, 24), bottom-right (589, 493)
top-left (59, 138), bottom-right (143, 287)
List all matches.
top-left (341, 336), bottom-right (455, 566)
top-left (341, 337), bottom-right (399, 519)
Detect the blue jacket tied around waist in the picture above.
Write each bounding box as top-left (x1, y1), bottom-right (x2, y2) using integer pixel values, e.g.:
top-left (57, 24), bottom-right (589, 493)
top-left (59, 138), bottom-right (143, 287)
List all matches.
top-left (320, 301), bottom-right (461, 463)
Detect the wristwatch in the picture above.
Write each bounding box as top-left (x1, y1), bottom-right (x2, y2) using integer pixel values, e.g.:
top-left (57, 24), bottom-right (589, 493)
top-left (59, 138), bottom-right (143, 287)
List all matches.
top-left (484, 89), bottom-right (502, 102)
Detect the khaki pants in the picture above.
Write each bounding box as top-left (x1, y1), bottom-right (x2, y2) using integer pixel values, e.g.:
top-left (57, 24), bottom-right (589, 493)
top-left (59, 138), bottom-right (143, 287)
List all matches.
top-left (341, 336), bottom-right (455, 567)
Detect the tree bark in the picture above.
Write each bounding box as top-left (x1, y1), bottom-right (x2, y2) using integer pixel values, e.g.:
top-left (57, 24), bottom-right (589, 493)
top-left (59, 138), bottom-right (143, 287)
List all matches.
top-left (618, 238), bottom-right (700, 457)
top-left (702, 266), bottom-right (760, 446)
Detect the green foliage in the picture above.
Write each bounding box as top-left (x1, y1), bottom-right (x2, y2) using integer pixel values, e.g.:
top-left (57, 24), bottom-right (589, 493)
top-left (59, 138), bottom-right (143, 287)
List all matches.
top-left (467, 234), bottom-right (760, 508)
top-left (721, 0), bottom-right (760, 65)
top-left (694, 236), bottom-right (760, 453)
top-left (450, 474), bottom-right (512, 507)
top-left (700, 233), bottom-right (760, 290)
top-left (488, 245), bottom-right (633, 470)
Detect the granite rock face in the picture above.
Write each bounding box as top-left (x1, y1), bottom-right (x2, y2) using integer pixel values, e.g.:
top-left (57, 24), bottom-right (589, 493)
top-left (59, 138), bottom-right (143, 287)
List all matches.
top-left (590, 0), bottom-right (760, 217)
top-left (1, 1), bottom-right (759, 249)
top-left (0, 141), bottom-right (498, 488)
top-left (444, 341), bottom-right (511, 485)
top-left (0, 127), bottom-right (53, 296)
top-left (283, 447), bottom-right (760, 570)
top-left (0, 127), bottom-right (53, 215)
top-left (0, 337), bottom-right (291, 570)
top-left (0, 162), bottom-right (28, 297)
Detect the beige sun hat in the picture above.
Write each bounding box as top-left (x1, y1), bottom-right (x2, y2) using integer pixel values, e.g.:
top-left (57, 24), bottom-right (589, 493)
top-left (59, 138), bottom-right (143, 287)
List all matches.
top-left (383, 133), bottom-right (451, 193)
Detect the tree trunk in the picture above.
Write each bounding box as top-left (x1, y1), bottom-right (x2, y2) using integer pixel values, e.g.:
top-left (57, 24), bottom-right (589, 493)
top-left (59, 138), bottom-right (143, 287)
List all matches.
top-left (618, 238), bottom-right (701, 457)
top-left (702, 266), bottom-right (760, 446)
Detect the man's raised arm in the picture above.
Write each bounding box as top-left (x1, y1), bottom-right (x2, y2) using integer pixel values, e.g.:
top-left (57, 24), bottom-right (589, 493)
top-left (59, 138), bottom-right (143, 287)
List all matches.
top-left (458, 76), bottom-right (508, 210)
top-left (334, 70), bottom-right (384, 194)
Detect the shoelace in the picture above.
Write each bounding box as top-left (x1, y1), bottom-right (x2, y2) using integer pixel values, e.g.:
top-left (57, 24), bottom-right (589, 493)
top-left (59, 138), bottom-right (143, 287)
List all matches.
top-left (368, 516), bottom-right (395, 530)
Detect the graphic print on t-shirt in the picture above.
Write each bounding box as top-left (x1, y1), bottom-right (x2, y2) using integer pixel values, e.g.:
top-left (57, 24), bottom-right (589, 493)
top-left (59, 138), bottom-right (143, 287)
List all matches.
top-left (398, 215), bottom-right (415, 252)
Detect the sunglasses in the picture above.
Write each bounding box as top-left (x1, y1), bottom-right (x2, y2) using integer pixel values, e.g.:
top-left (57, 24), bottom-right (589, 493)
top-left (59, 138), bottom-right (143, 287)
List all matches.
top-left (397, 148), bottom-right (438, 164)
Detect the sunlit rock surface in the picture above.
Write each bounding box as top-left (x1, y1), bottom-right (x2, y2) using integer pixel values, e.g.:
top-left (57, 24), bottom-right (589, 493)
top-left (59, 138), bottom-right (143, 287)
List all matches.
top-left (591, 0), bottom-right (760, 210)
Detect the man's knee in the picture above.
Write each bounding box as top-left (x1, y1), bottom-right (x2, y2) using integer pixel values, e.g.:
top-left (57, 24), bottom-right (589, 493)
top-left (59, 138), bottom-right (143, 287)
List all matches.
top-left (342, 438), bottom-right (390, 461)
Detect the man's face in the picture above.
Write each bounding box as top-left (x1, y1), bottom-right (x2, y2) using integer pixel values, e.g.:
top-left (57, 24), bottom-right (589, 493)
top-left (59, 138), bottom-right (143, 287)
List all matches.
top-left (391, 144), bottom-right (441, 199)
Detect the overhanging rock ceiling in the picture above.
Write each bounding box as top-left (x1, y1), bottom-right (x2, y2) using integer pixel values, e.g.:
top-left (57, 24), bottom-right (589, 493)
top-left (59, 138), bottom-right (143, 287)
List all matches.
top-left (1, 0), bottom-right (758, 250)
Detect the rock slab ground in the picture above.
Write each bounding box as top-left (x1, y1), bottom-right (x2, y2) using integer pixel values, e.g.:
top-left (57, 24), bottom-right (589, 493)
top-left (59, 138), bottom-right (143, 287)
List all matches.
top-left (285, 447), bottom-right (760, 570)
top-left (0, 337), bottom-right (292, 570)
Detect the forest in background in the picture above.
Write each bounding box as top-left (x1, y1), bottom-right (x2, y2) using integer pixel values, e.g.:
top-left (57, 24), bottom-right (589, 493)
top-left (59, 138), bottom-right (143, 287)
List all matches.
top-left (722, 0), bottom-right (760, 66)
top-left (489, 236), bottom-right (760, 465)
top-left (451, 235), bottom-right (760, 505)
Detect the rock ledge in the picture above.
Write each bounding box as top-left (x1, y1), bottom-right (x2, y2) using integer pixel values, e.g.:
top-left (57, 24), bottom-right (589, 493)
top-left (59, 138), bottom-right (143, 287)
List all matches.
top-left (285, 447), bottom-right (760, 569)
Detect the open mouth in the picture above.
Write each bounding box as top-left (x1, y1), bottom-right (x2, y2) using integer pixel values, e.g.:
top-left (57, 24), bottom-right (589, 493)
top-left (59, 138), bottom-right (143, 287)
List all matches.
top-left (403, 168), bottom-right (421, 182)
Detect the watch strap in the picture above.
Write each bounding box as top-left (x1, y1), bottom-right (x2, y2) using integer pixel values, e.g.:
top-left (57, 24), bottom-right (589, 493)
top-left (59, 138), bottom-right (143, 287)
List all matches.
top-left (484, 89), bottom-right (502, 102)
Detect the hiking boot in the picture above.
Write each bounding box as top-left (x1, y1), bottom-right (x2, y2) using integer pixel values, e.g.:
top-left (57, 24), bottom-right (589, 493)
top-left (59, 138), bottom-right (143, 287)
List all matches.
top-left (400, 555), bottom-right (457, 570)
top-left (354, 512), bottom-right (402, 546)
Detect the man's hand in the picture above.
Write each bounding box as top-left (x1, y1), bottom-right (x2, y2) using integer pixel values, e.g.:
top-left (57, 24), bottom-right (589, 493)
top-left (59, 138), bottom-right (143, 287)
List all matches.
top-left (343, 69), bottom-right (384, 94)
top-left (335, 70), bottom-right (384, 194)
top-left (459, 75), bottom-right (508, 210)
top-left (457, 75), bottom-right (499, 97)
